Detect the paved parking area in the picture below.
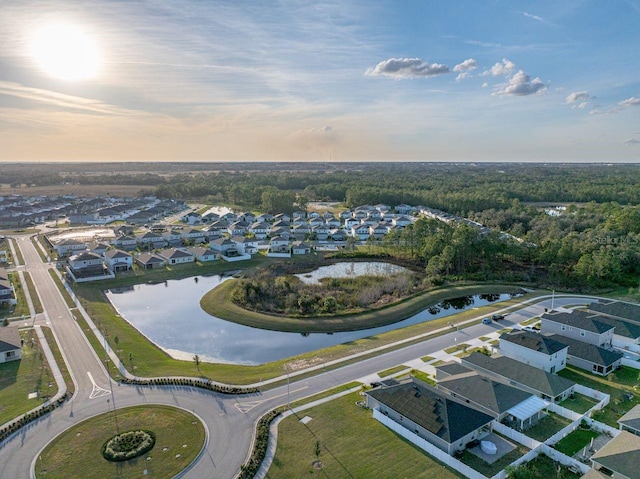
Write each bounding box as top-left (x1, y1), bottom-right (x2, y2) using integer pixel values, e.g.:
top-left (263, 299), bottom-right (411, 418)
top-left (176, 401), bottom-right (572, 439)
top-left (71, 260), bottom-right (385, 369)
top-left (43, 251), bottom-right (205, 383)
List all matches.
top-left (467, 433), bottom-right (517, 464)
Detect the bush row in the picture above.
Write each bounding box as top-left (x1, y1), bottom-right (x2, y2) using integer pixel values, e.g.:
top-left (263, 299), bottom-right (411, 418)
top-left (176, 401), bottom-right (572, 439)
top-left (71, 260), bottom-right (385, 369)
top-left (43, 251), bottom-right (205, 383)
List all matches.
top-left (238, 407), bottom-right (285, 479)
top-left (0, 392), bottom-right (70, 443)
top-left (119, 377), bottom-right (260, 395)
top-left (102, 429), bottom-right (156, 462)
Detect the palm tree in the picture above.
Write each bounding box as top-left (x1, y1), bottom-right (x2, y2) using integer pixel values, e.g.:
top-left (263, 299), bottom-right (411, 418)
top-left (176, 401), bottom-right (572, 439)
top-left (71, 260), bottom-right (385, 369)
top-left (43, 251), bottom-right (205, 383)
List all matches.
top-left (193, 354), bottom-right (201, 372)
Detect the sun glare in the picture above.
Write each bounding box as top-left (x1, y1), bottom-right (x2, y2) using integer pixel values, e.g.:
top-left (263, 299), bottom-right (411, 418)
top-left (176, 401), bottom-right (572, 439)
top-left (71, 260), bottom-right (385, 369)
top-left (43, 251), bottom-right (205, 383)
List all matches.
top-left (32, 25), bottom-right (100, 81)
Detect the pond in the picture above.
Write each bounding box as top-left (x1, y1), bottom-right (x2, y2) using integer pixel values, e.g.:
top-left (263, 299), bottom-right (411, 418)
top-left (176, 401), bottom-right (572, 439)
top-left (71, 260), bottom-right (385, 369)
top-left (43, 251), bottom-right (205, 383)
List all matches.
top-left (106, 275), bottom-right (517, 366)
top-left (294, 261), bottom-right (410, 285)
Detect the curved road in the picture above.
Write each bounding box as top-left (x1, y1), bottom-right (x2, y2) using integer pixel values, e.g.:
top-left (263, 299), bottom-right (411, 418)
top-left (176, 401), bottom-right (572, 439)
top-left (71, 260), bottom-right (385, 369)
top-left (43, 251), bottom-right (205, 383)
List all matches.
top-left (0, 236), bottom-right (597, 478)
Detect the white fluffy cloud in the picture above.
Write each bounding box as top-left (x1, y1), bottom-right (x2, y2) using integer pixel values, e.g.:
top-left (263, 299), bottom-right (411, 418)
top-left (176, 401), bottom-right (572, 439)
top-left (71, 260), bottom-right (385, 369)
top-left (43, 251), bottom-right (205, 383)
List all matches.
top-left (624, 138), bottom-right (640, 145)
top-left (566, 91), bottom-right (590, 104)
top-left (453, 58), bottom-right (477, 81)
top-left (366, 58), bottom-right (450, 78)
top-left (619, 97), bottom-right (640, 107)
top-left (482, 58), bottom-right (516, 77)
top-left (493, 70), bottom-right (546, 96)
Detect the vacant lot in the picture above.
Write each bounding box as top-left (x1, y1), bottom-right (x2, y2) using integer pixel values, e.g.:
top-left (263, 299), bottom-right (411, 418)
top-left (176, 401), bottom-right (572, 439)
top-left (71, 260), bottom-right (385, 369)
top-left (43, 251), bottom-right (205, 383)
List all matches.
top-left (269, 392), bottom-right (463, 478)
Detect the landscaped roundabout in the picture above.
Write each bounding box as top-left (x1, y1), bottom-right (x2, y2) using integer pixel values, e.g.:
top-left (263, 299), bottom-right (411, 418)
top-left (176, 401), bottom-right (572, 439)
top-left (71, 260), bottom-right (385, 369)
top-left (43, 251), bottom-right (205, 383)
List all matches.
top-left (35, 405), bottom-right (206, 479)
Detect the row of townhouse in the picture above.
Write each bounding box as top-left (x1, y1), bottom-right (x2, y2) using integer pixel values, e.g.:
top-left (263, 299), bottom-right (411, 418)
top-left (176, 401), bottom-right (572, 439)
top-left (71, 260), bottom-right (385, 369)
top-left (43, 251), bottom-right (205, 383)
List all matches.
top-left (0, 267), bottom-right (16, 306)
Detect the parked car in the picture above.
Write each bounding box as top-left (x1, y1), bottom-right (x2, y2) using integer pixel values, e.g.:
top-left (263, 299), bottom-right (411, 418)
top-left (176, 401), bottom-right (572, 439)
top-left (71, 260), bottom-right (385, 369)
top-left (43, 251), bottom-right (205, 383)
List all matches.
top-left (482, 318), bottom-right (492, 325)
top-left (522, 326), bottom-right (539, 333)
top-left (491, 314), bottom-right (506, 321)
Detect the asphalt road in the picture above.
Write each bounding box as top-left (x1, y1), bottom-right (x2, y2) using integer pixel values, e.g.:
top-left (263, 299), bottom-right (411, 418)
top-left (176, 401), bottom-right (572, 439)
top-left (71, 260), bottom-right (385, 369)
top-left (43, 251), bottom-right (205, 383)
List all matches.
top-left (0, 236), bottom-right (597, 478)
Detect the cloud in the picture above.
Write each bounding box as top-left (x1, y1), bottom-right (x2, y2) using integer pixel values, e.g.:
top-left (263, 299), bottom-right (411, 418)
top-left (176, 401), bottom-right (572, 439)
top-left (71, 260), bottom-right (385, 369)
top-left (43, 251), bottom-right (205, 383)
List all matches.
top-left (619, 97), bottom-right (640, 107)
top-left (522, 12), bottom-right (557, 26)
top-left (566, 91), bottom-right (590, 104)
top-left (493, 70), bottom-right (547, 96)
top-left (453, 58), bottom-right (478, 72)
top-left (482, 58), bottom-right (516, 77)
top-left (624, 138), bottom-right (640, 145)
top-left (366, 58), bottom-right (450, 78)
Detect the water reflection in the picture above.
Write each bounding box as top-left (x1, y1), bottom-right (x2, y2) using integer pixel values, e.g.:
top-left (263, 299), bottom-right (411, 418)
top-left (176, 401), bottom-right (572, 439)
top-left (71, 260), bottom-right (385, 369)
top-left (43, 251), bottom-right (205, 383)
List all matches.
top-left (295, 261), bottom-right (410, 285)
top-left (106, 275), bottom-right (517, 365)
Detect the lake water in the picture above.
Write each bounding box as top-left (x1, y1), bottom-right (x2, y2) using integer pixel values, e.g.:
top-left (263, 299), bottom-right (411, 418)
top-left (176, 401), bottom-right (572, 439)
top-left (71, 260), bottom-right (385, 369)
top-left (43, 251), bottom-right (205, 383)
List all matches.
top-left (294, 261), bottom-right (410, 284)
top-left (106, 275), bottom-right (516, 365)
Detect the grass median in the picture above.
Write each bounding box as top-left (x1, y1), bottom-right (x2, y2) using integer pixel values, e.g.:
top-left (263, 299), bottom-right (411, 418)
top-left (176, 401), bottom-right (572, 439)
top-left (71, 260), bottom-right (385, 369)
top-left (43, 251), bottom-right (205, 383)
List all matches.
top-left (23, 271), bottom-right (44, 314)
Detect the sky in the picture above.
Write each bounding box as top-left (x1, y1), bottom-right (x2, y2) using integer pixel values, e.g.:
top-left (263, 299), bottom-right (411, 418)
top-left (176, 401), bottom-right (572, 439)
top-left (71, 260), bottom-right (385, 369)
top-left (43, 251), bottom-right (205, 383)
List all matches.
top-left (0, 0), bottom-right (639, 163)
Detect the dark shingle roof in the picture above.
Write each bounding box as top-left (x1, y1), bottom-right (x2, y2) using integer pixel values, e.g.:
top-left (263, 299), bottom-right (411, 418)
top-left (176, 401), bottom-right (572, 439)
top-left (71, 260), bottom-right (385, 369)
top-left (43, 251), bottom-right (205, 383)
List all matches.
top-left (367, 379), bottom-right (493, 443)
top-left (462, 352), bottom-right (575, 397)
top-left (588, 301), bottom-right (640, 323)
top-left (500, 330), bottom-right (568, 355)
top-left (590, 431), bottom-right (640, 479)
top-left (437, 372), bottom-right (532, 415)
top-left (547, 334), bottom-right (623, 367)
top-left (435, 362), bottom-right (473, 377)
top-left (541, 311), bottom-right (615, 334)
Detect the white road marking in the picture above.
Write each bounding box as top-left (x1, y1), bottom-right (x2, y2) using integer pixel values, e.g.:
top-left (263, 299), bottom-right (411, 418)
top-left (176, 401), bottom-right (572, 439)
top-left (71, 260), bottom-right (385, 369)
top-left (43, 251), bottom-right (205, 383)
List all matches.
top-left (87, 372), bottom-right (111, 399)
top-left (234, 386), bottom-right (308, 413)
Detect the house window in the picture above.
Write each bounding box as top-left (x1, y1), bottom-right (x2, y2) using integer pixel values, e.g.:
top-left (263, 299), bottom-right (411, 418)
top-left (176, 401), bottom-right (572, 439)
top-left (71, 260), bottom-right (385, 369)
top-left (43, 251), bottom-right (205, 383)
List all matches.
top-left (6, 351), bottom-right (15, 358)
top-left (561, 325), bottom-right (566, 331)
top-left (580, 331), bottom-right (585, 337)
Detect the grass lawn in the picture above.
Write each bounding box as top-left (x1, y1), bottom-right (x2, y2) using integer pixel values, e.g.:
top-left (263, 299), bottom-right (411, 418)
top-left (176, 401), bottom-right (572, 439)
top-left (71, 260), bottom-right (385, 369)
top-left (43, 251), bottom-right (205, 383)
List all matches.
top-left (268, 392), bottom-right (464, 479)
top-left (459, 441), bottom-right (529, 478)
top-left (560, 393), bottom-right (599, 414)
top-left (0, 329), bottom-right (57, 425)
top-left (289, 381), bottom-right (362, 409)
top-left (521, 317), bottom-right (540, 326)
top-left (41, 326), bottom-right (75, 396)
top-left (35, 405), bottom-right (205, 479)
top-left (525, 413), bottom-right (572, 442)
top-left (552, 428), bottom-right (600, 457)
top-left (2, 273), bottom-right (30, 319)
top-left (444, 343), bottom-right (471, 354)
top-left (201, 281), bottom-right (524, 333)
top-left (559, 366), bottom-right (640, 427)
top-left (421, 355), bottom-right (434, 362)
top-left (513, 453), bottom-right (581, 479)
top-left (410, 370), bottom-right (436, 386)
top-left (31, 236), bottom-right (49, 262)
top-left (48, 269), bottom-right (77, 308)
top-left (11, 238), bottom-right (25, 264)
top-left (74, 268), bottom-right (543, 385)
top-left (23, 271), bottom-right (44, 314)
top-left (378, 365), bottom-right (407, 377)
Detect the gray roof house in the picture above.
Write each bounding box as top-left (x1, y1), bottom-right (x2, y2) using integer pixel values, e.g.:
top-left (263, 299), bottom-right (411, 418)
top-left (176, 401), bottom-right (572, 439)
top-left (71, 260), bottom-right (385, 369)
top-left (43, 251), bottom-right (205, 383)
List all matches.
top-left (0, 327), bottom-right (21, 363)
top-left (134, 252), bottom-right (166, 269)
top-left (541, 310), bottom-right (615, 348)
top-left (0, 267), bottom-right (13, 305)
top-left (588, 301), bottom-right (640, 323)
top-left (461, 352), bottom-right (576, 402)
top-left (499, 330), bottom-right (569, 373)
top-left (366, 378), bottom-right (494, 455)
top-left (618, 404), bottom-right (640, 436)
top-left (547, 334), bottom-right (623, 376)
top-left (590, 430), bottom-right (640, 479)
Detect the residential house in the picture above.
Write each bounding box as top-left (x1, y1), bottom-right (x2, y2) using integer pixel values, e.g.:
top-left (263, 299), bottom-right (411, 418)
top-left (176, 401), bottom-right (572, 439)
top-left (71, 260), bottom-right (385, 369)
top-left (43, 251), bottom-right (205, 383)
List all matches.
top-left (541, 311), bottom-right (615, 348)
top-left (104, 249), bottom-right (133, 273)
top-left (292, 224), bottom-right (310, 238)
top-left (210, 238), bottom-right (239, 257)
top-left (350, 224), bottom-right (370, 240)
top-left (237, 212), bottom-right (256, 223)
top-left (395, 204), bottom-right (415, 215)
top-left (271, 219), bottom-right (290, 230)
top-left (113, 225), bottom-right (134, 236)
top-left (273, 213), bottom-right (290, 223)
top-left (292, 241), bottom-right (311, 255)
top-left (227, 220), bottom-right (249, 236)
top-left (220, 212), bottom-right (237, 223)
top-left (181, 228), bottom-right (207, 244)
top-left (546, 334), bottom-right (623, 376)
top-left (498, 330), bottom-right (569, 373)
top-left (338, 210), bottom-right (352, 220)
top-left (588, 300), bottom-right (640, 323)
top-left (201, 212), bottom-right (220, 223)
top-left (0, 327), bottom-right (22, 363)
top-left (344, 217), bottom-right (360, 230)
top-left (0, 268), bottom-right (14, 305)
top-left (435, 367), bottom-right (547, 430)
top-left (134, 252), bottom-right (166, 269)
top-left (249, 221), bottom-right (270, 240)
top-left (590, 431), bottom-right (640, 479)
top-left (374, 203), bottom-right (391, 213)
top-left (68, 252), bottom-right (105, 278)
top-left (618, 405), bottom-right (640, 436)
top-left (311, 224), bottom-right (329, 241)
top-left (325, 217), bottom-right (341, 228)
top-left (231, 236), bottom-right (258, 255)
top-left (136, 231), bottom-right (166, 249)
top-left (392, 215), bottom-right (413, 227)
top-left (112, 234), bottom-right (137, 251)
top-left (461, 352), bottom-right (576, 402)
top-left (366, 378), bottom-right (494, 455)
top-left (329, 229), bottom-right (346, 241)
top-left (269, 236), bottom-right (290, 254)
top-left (208, 219), bottom-right (230, 233)
top-left (186, 246), bottom-right (218, 262)
top-left (158, 248), bottom-right (195, 265)
top-left (181, 212), bottom-right (203, 225)
top-left (54, 238), bottom-right (87, 257)
top-left (308, 211), bottom-right (321, 219)
top-left (369, 223), bottom-right (388, 240)
top-left (255, 213), bottom-right (273, 223)
top-left (292, 211), bottom-right (306, 220)
top-left (87, 241), bottom-right (110, 257)
top-left (162, 229), bottom-right (183, 245)
top-left (269, 226), bottom-right (291, 240)
top-left (366, 210), bottom-right (383, 221)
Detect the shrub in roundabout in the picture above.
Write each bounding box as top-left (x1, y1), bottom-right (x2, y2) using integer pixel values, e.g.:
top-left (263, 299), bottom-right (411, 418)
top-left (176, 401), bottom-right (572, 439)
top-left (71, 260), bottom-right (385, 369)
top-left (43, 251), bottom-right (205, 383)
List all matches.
top-left (102, 429), bottom-right (156, 462)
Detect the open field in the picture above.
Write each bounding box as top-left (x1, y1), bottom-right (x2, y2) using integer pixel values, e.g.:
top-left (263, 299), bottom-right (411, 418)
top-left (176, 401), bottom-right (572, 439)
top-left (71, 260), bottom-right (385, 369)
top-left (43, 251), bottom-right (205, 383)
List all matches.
top-left (35, 405), bottom-right (205, 479)
top-left (0, 329), bottom-right (57, 425)
top-left (268, 392), bottom-right (464, 479)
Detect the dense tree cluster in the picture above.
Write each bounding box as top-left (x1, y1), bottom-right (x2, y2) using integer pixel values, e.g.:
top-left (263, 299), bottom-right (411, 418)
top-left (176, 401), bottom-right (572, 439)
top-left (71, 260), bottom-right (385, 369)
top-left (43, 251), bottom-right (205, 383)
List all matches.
top-left (230, 268), bottom-right (419, 316)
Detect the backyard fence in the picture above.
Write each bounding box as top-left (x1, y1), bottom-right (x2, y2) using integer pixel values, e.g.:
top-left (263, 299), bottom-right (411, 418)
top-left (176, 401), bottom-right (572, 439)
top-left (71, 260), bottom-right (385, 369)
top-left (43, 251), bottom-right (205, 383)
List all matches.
top-left (546, 402), bottom-right (582, 421)
top-left (540, 444), bottom-right (590, 475)
top-left (621, 358), bottom-right (640, 370)
top-left (492, 422), bottom-right (541, 449)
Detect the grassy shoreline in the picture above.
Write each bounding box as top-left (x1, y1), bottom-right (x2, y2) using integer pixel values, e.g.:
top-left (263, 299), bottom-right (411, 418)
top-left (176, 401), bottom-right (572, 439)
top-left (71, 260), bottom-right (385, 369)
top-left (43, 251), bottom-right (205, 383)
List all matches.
top-left (200, 280), bottom-right (525, 333)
